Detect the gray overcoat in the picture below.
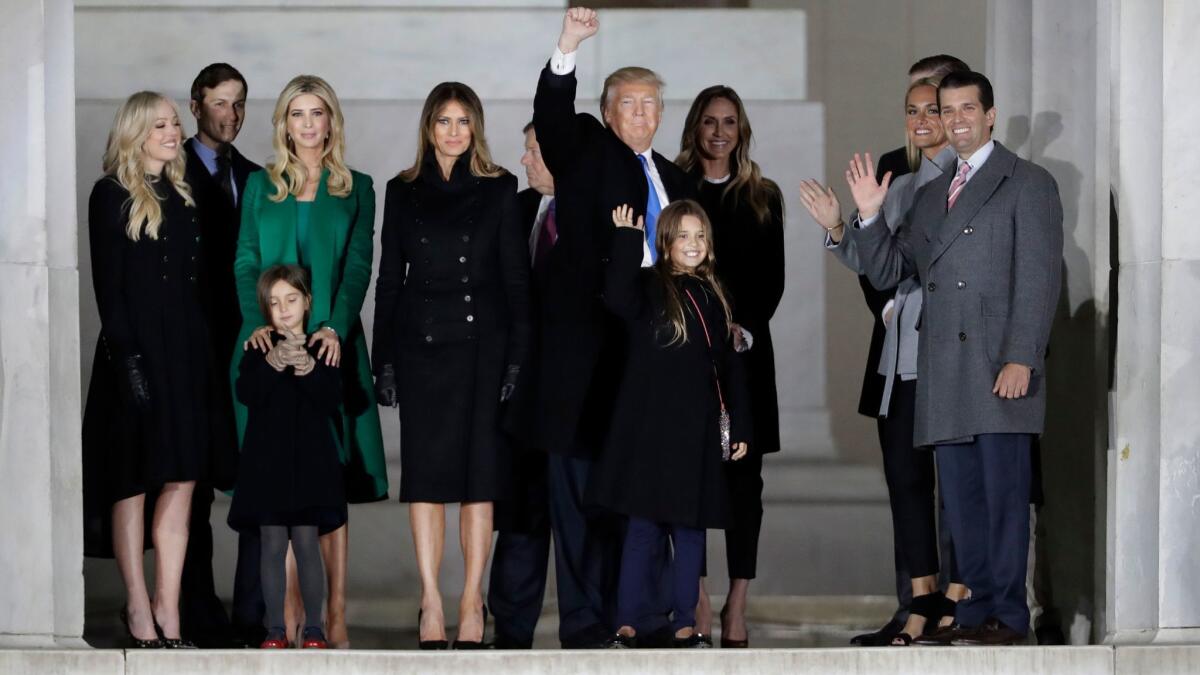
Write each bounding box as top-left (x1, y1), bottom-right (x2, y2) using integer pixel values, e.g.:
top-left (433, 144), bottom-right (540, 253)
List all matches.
top-left (848, 141), bottom-right (1063, 446)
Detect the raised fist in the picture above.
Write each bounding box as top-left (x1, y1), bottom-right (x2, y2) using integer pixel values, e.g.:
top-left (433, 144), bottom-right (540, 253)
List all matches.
top-left (559, 7), bottom-right (599, 53)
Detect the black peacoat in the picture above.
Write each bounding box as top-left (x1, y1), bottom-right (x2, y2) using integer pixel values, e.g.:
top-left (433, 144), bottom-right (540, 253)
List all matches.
top-left (227, 339), bottom-right (347, 533)
top-left (81, 176), bottom-right (237, 557)
top-left (696, 179), bottom-right (785, 454)
top-left (372, 154), bottom-right (531, 503)
top-left (588, 229), bottom-right (752, 530)
top-left (529, 64), bottom-right (697, 458)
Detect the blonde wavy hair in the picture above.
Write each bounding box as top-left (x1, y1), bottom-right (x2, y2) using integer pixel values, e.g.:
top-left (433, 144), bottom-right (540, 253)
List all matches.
top-left (266, 75), bottom-right (353, 201)
top-left (101, 91), bottom-right (194, 241)
top-left (653, 200), bottom-right (733, 346)
top-left (676, 85), bottom-right (780, 225)
top-left (399, 82), bottom-right (505, 182)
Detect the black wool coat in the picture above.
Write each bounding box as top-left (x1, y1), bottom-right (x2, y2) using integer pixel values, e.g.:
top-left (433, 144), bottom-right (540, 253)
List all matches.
top-left (372, 154), bottom-right (531, 502)
top-left (530, 64), bottom-right (697, 458)
top-left (696, 179), bottom-right (785, 454)
top-left (82, 176), bottom-right (237, 557)
top-left (183, 138), bottom-right (261, 369)
top-left (588, 229), bottom-right (752, 529)
top-left (227, 340), bottom-right (347, 533)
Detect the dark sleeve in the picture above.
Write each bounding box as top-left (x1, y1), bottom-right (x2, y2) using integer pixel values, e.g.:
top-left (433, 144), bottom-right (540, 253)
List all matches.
top-left (716, 307), bottom-right (753, 447)
top-left (371, 179), bottom-right (406, 370)
top-left (532, 64), bottom-right (589, 178)
top-left (854, 211), bottom-right (918, 291)
top-left (1003, 169), bottom-right (1064, 372)
top-left (742, 189), bottom-right (786, 324)
top-left (88, 179), bottom-right (138, 360)
top-left (294, 346), bottom-right (343, 414)
top-left (235, 346), bottom-right (287, 407)
top-left (858, 274), bottom-right (895, 317)
top-left (602, 227), bottom-right (649, 320)
top-left (496, 176), bottom-right (533, 369)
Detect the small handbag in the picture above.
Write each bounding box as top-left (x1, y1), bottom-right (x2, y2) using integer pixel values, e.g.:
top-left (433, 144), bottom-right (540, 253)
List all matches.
top-left (684, 287), bottom-right (732, 462)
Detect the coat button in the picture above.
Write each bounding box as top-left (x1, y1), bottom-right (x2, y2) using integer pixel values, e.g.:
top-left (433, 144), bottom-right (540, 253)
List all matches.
top-left (927, 282), bottom-right (936, 292)
top-left (464, 295), bottom-right (472, 302)
top-left (959, 332), bottom-right (967, 341)
top-left (189, 275), bottom-right (196, 282)
top-left (963, 226), bottom-right (974, 235)
top-left (466, 315), bottom-right (474, 322)
top-left (425, 335), bottom-right (433, 343)
top-left (161, 274), bottom-right (168, 281)
top-left (420, 237), bottom-right (429, 244)
top-left (162, 255), bottom-right (169, 263)
top-left (424, 298), bottom-right (431, 303)
top-left (461, 275), bottom-right (469, 283)
top-left (162, 235), bottom-right (169, 242)
top-left (956, 280), bottom-right (966, 289)
top-left (459, 256), bottom-right (467, 263)
top-left (424, 280), bottom-right (430, 286)
top-left (462, 235), bottom-right (470, 242)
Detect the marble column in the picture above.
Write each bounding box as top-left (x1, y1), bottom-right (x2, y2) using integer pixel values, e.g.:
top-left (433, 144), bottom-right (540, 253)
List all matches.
top-left (0, 0), bottom-right (84, 647)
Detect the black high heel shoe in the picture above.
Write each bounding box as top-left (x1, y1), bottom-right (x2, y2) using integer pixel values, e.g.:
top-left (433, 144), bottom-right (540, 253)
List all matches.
top-left (120, 607), bottom-right (162, 649)
top-left (451, 605), bottom-right (491, 649)
top-left (154, 618), bottom-right (197, 649)
top-left (417, 609), bottom-right (449, 650)
top-left (719, 606), bottom-right (749, 648)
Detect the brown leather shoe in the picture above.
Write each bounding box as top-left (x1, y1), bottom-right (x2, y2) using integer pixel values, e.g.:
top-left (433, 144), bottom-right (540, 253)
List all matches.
top-left (911, 624), bottom-right (965, 646)
top-left (951, 618), bottom-right (1026, 646)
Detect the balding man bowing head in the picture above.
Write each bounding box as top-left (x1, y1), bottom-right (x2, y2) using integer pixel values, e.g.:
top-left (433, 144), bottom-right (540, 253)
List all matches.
top-left (524, 6), bottom-right (697, 649)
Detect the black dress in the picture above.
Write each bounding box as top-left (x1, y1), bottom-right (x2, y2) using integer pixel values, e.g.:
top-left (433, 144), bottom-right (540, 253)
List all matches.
top-left (82, 176), bottom-right (237, 558)
top-left (226, 340), bottom-right (347, 533)
top-left (696, 178), bottom-right (785, 455)
top-left (372, 153), bottom-right (531, 503)
top-left (588, 228), bottom-right (752, 530)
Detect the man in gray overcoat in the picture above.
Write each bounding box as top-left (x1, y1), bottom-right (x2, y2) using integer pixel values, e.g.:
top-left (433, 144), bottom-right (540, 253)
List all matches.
top-left (838, 70), bottom-right (1063, 646)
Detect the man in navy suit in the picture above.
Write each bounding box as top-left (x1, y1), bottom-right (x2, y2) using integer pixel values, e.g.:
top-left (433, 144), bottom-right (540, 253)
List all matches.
top-left (179, 62), bottom-right (263, 648)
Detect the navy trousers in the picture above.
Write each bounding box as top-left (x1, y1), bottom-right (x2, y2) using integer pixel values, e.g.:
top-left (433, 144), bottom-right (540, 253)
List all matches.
top-left (617, 517), bottom-right (705, 633)
top-left (936, 432), bottom-right (1032, 633)
top-left (488, 451), bottom-right (552, 649)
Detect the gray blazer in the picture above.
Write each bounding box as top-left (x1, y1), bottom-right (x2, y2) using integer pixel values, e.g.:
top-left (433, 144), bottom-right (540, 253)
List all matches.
top-left (848, 141), bottom-right (1063, 446)
top-left (829, 146), bottom-right (957, 417)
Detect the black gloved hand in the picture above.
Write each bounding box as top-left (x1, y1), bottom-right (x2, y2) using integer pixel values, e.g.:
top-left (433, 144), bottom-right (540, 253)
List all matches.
top-left (121, 354), bottom-right (151, 411)
top-left (374, 363), bottom-right (398, 408)
top-left (499, 364), bottom-right (520, 403)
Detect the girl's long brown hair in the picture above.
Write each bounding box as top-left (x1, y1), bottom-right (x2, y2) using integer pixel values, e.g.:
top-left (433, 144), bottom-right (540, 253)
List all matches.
top-left (676, 85), bottom-right (781, 224)
top-left (652, 200), bottom-right (733, 346)
top-left (398, 82), bottom-right (505, 182)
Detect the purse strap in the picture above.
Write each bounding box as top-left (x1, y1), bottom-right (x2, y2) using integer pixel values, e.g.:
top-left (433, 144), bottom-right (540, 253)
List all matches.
top-left (683, 287), bottom-right (727, 412)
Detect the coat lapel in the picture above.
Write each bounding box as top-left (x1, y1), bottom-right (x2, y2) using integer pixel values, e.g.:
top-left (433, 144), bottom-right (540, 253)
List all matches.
top-left (305, 169), bottom-right (337, 328)
top-left (929, 142), bottom-right (1015, 266)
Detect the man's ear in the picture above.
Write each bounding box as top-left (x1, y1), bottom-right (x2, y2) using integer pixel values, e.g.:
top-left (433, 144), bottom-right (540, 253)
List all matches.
top-left (188, 98), bottom-right (201, 119)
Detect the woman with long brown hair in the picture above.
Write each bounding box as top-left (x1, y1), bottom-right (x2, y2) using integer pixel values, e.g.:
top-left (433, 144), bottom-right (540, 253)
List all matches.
top-left (676, 85), bottom-right (784, 647)
top-left (82, 91), bottom-right (236, 648)
top-left (233, 74), bottom-right (388, 648)
top-left (372, 81), bottom-right (530, 649)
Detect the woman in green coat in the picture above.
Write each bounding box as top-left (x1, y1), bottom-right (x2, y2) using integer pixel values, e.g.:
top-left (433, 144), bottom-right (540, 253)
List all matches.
top-left (234, 74), bottom-right (387, 648)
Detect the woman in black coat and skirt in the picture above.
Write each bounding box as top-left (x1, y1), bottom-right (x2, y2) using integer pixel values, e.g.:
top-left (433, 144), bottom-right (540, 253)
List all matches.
top-left (591, 201), bottom-right (751, 648)
top-left (372, 82), bottom-right (531, 648)
top-left (676, 85), bottom-right (785, 646)
top-left (82, 91), bottom-right (236, 648)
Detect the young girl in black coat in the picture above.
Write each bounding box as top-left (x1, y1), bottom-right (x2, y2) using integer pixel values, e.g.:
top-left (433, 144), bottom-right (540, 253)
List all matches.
top-left (227, 264), bottom-right (346, 649)
top-left (592, 200), bottom-right (751, 648)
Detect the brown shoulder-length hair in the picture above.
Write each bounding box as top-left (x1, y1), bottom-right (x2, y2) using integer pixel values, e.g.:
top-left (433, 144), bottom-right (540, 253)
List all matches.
top-left (676, 85), bottom-right (781, 225)
top-left (398, 82), bottom-right (505, 182)
top-left (652, 200), bottom-right (734, 347)
top-left (256, 264), bottom-right (312, 326)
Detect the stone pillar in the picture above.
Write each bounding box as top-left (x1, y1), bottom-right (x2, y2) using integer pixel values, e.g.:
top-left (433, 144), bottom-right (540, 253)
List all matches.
top-left (0, 0), bottom-right (84, 647)
top-left (986, 0), bottom-right (1110, 643)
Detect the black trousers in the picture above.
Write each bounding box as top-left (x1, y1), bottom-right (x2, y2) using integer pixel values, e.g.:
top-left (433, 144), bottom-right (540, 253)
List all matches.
top-left (488, 451), bottom-right (552, 649)
top-left (722, 452), bottom-right (764, 580)
top-left (230, 529), bottom-right (266, 642)
top-left (179, 483), bottom-right (231, 643)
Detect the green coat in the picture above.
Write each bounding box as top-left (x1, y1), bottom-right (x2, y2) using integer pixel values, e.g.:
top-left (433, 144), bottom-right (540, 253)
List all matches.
top-left (233, 168), bottom-right (388, 502)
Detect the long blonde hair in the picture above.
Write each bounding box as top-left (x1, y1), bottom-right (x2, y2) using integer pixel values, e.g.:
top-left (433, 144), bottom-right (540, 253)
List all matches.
top-left (101, 91), bottom-right (194, 240)
top-left (399, 82), bottom-right (505, 182)
top-left (653, 200), bottom-right (734, 346)
top-left (676, 85), bottom-right (780, 225)
top-left (266, 75), bottom-right (353, 201)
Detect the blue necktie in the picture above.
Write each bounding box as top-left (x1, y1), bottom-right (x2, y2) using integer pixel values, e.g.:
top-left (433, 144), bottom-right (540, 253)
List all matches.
top-left (638, 154), bottom-right (662, 262)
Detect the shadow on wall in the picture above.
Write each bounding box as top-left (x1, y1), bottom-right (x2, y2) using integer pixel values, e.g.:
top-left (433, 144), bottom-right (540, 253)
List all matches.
top-left (1006, 111), bottom-right (1104, 643)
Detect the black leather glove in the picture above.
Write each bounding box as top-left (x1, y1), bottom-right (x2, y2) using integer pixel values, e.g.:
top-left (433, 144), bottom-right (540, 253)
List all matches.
top-left (121, 354), bottom-right (151, 411)
top-left (374, 363), bottom-right (398, 408)
top-left (499, 364), bottom-right (520, 403)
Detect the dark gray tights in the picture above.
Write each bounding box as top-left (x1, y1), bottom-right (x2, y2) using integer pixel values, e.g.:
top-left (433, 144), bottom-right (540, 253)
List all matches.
top-left (260, 525), bottom-right (325, 632)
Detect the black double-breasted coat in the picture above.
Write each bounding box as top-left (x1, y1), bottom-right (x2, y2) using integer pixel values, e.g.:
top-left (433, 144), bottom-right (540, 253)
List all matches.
top-left (588, 229), bottom-right (752, 529)
top-left (227, 340), bottom-right (347, 533)
top-left (529, 64), bottom-right (697, 458)
top-left (82, 176), bottom-right (237, 557)
top-left (373, 154), bottom-right (531, 503)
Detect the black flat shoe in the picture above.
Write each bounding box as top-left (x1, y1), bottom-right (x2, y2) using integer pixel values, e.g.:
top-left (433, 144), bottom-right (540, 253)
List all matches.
top-left (451, 605), bottom-right (491, 649)
top-left (417, 610), bottom-right (449, 650)
top-left (672, 633), bottom-right (712, 648)
top-left (851, 617), bottom-right (904, 646)
top-left (603, 632), bottom-right (637, 649)
top-left (121, 607), bottom-right (162, 649)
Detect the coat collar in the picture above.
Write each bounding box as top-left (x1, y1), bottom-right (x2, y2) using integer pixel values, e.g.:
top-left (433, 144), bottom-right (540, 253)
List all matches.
top-left (928, 141), bottom-right (1018, 266)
